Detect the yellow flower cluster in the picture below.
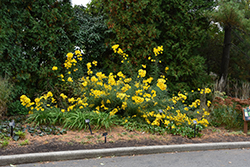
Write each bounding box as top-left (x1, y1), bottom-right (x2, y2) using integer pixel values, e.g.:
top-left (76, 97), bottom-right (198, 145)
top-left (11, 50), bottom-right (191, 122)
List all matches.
top-left (153, 46), bottom-right (163, 56)
top-left (112, 44), bottom-right (129, 63)
top-left (52, 66), bottom-right (58, 71)
top-left (199, 88), bottom-right (212, 94)
top-left (157, 78), bottom-right (167, 91)
top-left (189, 99), bottom-right (200, 108)
top-left (20, 91), bottom-right (57, 114)
top-left (20, 95), bottom-right (33, 107)
top-left (64, 53), bottom-right (77, 69)
top-left (138, 69), bottom-right (146, 78)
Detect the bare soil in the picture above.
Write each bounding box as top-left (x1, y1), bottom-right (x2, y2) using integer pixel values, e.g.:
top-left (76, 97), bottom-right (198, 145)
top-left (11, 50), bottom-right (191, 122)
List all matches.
top-left (1, 126), bottom-right (250, 156)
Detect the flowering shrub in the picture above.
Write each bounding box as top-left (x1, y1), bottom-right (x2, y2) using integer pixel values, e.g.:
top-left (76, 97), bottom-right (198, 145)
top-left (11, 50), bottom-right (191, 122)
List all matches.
top-left (20, 45), bottom-right (211, 137)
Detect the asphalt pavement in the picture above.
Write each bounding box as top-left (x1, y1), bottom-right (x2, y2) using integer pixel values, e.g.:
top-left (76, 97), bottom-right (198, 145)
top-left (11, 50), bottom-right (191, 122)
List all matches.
top-left (4, 148), bottom-right (250, 167)
top-left (1, 142), bottom-right (250, 166)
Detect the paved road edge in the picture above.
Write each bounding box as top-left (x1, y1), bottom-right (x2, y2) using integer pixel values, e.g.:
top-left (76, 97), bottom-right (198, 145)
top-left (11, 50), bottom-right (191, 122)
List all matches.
top-left (1, 142), bottom-right (250, 166)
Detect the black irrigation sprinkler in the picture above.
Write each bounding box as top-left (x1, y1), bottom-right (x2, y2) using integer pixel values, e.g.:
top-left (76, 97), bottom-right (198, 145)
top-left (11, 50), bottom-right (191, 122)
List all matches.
top-left (9, 119), bottom-right (15, 138)
top-left (103, 132), bottom-right (107, 143)
top-left (193, 120), bottom-right (197, 138)
top-left (85, 119), bottom-right (93, 135)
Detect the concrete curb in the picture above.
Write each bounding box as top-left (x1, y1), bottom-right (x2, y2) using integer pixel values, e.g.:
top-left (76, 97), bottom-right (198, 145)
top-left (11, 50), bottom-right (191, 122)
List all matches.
top-left (1, 142), bottom-right (250, 166)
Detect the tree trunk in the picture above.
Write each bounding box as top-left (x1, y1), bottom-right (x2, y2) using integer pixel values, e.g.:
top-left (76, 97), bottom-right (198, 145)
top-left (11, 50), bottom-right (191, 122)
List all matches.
top-left (220, 25), bottom-right (232, 87)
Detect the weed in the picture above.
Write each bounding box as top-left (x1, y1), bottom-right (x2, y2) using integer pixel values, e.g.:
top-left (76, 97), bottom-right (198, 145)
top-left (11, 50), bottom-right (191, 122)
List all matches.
top-left (121, 132), bottom-right (128, 135)
top-left (107, 135), bottom-right (114, 139)
top-left (228, 131), bottom-right (244, 135)
top-left (117, 133), bottom-right (123, 137)
top-left (96, 135), bottom-right (101, 139)
top-left (149, 135), bottom-right (155, 140)
top-left (96, 139), bottom-right (104, 144)
top-left (19, 139), bottom-right (29, 146)
top-left (86, 135), bottom-right (94, 139)
top-left (128, 134), bottom-right (134, 138)
top-left (15, 131), bottom-right (26, 139)
top-left (80, 140), bottom-right (89, 145)
top-left (0, 140), bottom-right (9, 148)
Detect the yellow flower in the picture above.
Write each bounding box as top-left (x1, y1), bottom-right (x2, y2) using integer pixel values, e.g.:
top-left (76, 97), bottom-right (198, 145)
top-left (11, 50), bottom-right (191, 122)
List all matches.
top-left (91, 76), bottom-right (98, 82)
top-left (117, 48), bottom-right (123, 55)
top-left (110, 108), bottom-right (119, 116)
top-left (75, 50), bottom-right (81, 55)
top-left (153, 46), bottom-right (163, 56)
top-left (92, 60), bottom-right (98, 66)
top-left (60, 93), bottom-right (67, 99)
top-left (142, 64), bottom-right (146, 68)
top-left (67, 52), bottom-right (73, 59)
top-left (52, 66), bottom-right (58, 71)
top-left (112, 44), bottom-right (119, 53)
top-left (67, 77), bottom-right (73, 82)
top-left (117, 71), bottom-right (125, 78)
top-left (87, 62), bottom-right (92, 69)
top-left (165, 67), bottom-right (169, 71)
top-left (207, 100), bottom-right (211, 107)
top-left (138, 69), bottom-right (146, 78)
top-left (47, 91), bottom-right (53, 97)
top-left (157, 78), bottom-right (167, 91)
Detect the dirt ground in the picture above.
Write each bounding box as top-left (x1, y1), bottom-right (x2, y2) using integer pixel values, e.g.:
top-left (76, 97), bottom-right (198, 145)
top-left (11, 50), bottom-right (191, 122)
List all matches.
top-left (1, 126), bottom-right (250, 156)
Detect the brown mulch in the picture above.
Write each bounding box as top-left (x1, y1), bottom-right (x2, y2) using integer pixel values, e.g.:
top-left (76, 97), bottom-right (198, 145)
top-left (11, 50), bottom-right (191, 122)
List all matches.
top-left (1, 126), bottom-right (250, 156)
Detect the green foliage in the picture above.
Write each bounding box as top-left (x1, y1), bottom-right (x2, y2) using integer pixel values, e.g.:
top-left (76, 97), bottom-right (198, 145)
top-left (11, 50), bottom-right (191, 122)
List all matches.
top-left (63, 109), bottom-right (120, 130)
top-left (19, 139), bottom-right (29, 146)
top-left (0, 77), bottom-right (13, 116)
top-left (103, 0), bottom-right (215, 91)
top-left (26, 107), bottom-right (64, 126)
top-left (0, 0), bottom-right (78, 110)
top-left (209, 105), bottom-right (242, 129)
top-left (208, 0), bottom-right (250, 30)
top-left (7, 100), bottom-right (29, 116)
top-left (0, 139), bottom-right (9, 148)
top-left (73, 5), bottom-right (112, 71)
top-left (157, 0), bottom-right (215, 92)
top-left (103, 0), bottom-right (162, 75)
top-left (15, 130), bottom-right (26, 139)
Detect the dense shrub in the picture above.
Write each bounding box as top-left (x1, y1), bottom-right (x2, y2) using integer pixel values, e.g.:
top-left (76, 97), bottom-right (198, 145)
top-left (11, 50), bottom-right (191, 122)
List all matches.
top-left (0, 77), bottom-right (13, 116)
top-left (0, 0), bottom-right (78, 114)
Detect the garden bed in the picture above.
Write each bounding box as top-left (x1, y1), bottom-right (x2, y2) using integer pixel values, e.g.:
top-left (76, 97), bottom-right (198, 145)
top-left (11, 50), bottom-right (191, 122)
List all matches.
top-left (1, 125), bottom-right (250, 156)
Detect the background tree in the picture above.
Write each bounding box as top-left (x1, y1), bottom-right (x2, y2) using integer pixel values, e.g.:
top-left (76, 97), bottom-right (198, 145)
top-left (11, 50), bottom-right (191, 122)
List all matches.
top-left (0, 0), bottom-right (78, 114)
top-left (103, 0), bottom-right (162, 75)
top-left (73, 4), bottom-right (113, 73)
top-left (157, 0), bottom-right (215, 91)
top-left (103, 0), bottom-right (215, 91)
top-left (208, 0), bottom-right (250, 88)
